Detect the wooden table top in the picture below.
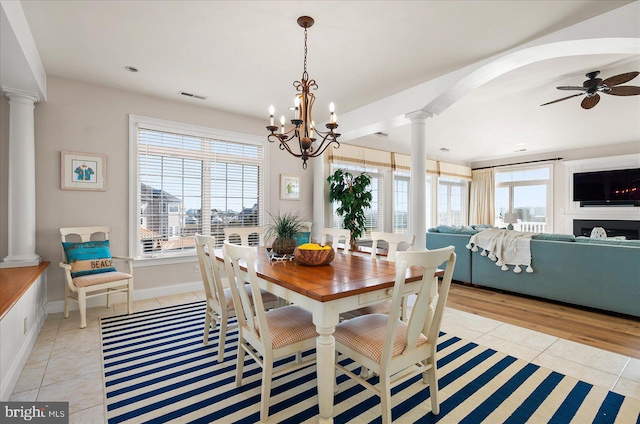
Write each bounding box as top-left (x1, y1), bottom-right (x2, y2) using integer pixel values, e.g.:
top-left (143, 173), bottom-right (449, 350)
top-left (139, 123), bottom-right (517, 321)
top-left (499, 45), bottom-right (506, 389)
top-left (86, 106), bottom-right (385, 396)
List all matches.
top-left (0, 262), bottom-right (50, 320)
top-left (215, 247), bottom-right (440, 302)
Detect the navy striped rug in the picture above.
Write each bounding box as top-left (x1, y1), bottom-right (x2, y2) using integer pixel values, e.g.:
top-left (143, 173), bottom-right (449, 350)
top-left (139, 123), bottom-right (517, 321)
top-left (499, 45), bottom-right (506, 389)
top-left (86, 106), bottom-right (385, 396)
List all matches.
top-left (101, 301), bottom-right (640, 423)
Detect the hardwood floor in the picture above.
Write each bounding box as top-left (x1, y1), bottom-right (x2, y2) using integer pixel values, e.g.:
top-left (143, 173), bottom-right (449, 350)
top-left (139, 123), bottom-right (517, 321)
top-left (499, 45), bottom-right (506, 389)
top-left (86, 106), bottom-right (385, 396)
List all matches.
top-left (446, 281), bottom-right (640, 359)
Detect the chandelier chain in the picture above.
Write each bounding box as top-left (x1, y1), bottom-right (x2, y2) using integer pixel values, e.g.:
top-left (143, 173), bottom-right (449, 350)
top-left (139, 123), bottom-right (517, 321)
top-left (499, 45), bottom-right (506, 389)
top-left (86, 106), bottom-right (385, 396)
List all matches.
top-left (303, 27), bottom-right (308, 77)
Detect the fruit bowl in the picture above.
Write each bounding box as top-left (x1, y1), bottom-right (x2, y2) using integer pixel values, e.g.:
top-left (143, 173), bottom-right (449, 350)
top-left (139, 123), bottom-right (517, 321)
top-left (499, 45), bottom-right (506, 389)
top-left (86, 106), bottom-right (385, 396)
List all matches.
top-left (294, 243), bottom-right (335, 266)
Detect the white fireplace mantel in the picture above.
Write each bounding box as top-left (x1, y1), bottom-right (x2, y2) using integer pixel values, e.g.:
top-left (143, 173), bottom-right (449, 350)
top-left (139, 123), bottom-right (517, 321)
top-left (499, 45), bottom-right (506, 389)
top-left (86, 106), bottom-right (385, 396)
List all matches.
top-left (563, 154), bottom-right (640, 229)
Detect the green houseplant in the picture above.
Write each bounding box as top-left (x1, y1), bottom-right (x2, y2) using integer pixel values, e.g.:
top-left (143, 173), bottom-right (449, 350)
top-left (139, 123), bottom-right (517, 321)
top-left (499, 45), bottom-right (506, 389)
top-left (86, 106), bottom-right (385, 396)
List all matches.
top-left (327, 169), bottom-right (372, 249)
top-left (265, 210), bottom-right (305, 254)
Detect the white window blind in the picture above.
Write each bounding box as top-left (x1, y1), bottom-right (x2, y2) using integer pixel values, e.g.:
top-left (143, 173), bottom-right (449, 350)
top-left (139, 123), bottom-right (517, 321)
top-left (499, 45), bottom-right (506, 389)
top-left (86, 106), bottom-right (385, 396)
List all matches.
top-left (134, 123), bottom-right (264, 259)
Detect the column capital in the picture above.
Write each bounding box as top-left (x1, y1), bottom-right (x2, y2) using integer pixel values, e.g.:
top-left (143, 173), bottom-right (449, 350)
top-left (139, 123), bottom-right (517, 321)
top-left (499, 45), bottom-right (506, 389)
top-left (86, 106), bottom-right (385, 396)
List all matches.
top-left (2, 87), bottom-right (40, 103)
top-left (405, 109), bottom-right (434, 122)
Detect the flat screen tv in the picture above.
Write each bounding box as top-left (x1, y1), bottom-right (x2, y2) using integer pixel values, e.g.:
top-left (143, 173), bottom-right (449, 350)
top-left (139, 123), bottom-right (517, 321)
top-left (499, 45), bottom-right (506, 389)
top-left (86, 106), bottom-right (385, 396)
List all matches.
top-left (573, 167), bottom-right (640, 206)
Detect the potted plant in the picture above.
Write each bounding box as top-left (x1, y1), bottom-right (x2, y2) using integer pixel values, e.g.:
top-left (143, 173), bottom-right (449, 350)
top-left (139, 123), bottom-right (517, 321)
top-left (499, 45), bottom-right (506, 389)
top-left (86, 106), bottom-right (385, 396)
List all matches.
top-left (327, 169), bottom-right (372, 249)
top-left (265, 210), bottom-right (305, 255)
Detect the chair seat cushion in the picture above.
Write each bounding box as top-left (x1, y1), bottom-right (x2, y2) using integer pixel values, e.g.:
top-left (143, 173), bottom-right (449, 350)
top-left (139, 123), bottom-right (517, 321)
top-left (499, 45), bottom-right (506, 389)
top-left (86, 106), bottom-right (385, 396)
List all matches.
top-left (223, 285), bottom-right (279, 311)
top-left (72, 271), bottom-right (132, 288)
top-left (334, 313), bottom-right (427, 363)
top-left (256, 305), bottom-right (317, 349)
top-left (62, 240), bottom-right (117, 277)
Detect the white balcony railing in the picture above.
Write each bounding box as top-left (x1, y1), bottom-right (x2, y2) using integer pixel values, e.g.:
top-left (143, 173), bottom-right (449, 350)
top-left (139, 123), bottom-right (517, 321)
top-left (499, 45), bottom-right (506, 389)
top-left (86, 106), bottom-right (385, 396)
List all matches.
top-left (496, 220), bottom-right (547, 233)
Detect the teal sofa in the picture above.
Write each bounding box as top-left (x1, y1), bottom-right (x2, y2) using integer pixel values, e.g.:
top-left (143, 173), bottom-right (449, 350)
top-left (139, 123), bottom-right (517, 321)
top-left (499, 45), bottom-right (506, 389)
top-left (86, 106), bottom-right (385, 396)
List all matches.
top-left (426, 227), bottom-right (640, 318)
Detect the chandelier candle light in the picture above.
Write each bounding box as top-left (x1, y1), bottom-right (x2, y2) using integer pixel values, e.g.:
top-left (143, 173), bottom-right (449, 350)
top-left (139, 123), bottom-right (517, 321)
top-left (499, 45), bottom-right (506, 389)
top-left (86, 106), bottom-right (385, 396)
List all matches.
top-left (267, 16), bottom-right (340, 169)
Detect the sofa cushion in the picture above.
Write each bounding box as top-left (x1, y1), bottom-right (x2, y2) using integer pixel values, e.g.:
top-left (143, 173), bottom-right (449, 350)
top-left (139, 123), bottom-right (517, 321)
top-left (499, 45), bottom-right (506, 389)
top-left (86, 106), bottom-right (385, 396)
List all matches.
top-left (575, 237), bottom-right (640, 247)
top-left (62, 240), bottom-right (117, 278)
top-left (531, 233), bottom-right (576, 242)
top-left (435, 225), bottom-right (463, 234)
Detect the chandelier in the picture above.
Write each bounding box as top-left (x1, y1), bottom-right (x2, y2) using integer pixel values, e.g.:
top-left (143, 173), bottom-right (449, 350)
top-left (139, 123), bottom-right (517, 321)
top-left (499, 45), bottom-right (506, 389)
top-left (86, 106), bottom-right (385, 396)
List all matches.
top-left (266, 16), bottom-right (340, 169)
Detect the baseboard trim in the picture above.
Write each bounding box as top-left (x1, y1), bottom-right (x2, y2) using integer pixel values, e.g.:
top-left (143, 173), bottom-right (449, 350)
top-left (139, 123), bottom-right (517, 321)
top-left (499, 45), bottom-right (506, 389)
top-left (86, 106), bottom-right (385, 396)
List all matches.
top-left (46, 280), bottom-right (203, 314)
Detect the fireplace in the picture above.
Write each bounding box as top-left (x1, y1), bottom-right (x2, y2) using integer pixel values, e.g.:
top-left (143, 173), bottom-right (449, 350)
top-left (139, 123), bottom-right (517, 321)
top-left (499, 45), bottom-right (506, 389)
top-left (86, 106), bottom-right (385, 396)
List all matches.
top-left (573, 219), bottom-right (640, 240)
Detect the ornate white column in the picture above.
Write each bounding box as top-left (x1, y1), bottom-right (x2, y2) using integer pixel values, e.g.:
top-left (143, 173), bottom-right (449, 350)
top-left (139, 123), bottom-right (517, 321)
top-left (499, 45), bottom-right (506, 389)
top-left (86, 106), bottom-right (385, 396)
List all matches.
top-left (1, 89), bottom-right (41, 268)
top-left (406, 110), bottom-right (433, 250)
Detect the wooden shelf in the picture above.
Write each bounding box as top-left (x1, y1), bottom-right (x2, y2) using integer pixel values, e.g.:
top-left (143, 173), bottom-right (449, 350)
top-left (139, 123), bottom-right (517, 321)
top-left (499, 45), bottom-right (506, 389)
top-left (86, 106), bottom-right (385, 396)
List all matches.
top-left (0, 262), bottom-right (50, 320)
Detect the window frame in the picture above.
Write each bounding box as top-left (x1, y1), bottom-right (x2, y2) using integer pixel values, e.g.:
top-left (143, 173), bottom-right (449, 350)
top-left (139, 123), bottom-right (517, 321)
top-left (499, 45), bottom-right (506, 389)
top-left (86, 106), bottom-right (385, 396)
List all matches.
top-left (437, 177), bottom-right (468, 226)
top-left (128, 115), bottom-right (268, 266)
top-left (494, 163), bottom-right (553, 233)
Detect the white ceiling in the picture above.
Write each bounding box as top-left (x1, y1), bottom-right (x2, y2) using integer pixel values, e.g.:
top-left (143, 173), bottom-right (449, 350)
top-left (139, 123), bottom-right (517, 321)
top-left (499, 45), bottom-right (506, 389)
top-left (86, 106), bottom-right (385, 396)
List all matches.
top-left (16, 0), bottom-right (640, 164)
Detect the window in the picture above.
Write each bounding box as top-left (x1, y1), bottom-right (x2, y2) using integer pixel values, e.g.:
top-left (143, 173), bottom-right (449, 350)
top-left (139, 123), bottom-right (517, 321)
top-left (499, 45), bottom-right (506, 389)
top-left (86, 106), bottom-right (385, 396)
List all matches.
top-left (437, 177), bottom-right (467, 226)
top-left (130, 116), bottom-right (265, 260)
top-left (330, 163), bottom-right (384, 239)
top-left (495, 165), bottom-right (551, 233)
top-left (393, 172), bottom-right (410, 234)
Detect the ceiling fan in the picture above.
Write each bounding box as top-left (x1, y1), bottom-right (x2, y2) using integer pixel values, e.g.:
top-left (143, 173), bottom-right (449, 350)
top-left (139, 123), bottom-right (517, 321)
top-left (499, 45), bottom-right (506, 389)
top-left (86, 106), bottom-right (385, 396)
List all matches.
top-left (540, 70), bottom-right (640, 109)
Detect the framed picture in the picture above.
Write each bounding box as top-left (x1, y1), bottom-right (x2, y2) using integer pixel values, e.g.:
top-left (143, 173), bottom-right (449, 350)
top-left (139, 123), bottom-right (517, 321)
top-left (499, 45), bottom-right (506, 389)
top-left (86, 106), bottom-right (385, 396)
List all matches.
top-left (61, 151), bottom-right (106, 191)
top-left (280, 174), bottom-right (300, 200)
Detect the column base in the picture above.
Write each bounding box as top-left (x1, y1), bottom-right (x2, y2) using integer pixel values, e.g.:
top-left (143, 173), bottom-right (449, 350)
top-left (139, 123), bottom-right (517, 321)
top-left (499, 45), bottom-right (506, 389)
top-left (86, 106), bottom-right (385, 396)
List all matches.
top-left (0, 255), bottom-right (42, 268)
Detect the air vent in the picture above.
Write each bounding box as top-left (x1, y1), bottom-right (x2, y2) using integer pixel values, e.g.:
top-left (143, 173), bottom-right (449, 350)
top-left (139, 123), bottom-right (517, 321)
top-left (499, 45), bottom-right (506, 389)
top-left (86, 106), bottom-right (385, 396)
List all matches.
top-left (179, 91), bottom-right (207, 100)
top-left (374, 132), bottom-right (388, 138)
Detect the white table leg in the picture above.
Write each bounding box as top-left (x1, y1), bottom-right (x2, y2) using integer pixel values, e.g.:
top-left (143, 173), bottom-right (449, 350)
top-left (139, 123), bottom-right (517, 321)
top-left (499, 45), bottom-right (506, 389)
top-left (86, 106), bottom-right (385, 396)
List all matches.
top-left (315, 325), bottom-right (335, 424)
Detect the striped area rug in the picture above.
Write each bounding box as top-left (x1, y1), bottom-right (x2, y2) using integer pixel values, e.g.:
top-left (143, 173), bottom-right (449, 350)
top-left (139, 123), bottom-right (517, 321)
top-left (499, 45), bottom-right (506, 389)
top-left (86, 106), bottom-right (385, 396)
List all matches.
top-left (101, 301), bottom-right (640, 423)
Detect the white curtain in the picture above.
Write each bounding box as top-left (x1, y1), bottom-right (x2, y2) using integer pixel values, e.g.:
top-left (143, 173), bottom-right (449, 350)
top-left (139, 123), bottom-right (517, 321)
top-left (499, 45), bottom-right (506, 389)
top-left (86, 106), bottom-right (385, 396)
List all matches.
top-left (469, 168), bottom-right (495, 225)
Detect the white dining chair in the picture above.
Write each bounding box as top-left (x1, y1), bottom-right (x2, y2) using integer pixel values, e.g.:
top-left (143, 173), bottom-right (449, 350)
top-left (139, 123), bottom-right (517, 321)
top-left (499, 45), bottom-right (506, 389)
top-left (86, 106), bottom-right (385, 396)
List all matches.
top-left (319, 228), bottom-right (351, 254)
top-left (334, 246), bottom-right (456, 424)
top-left (343, 232), bottom-right (416, 320)
top-left (59, 226), bottom-right (133, 328)
top-left (195, 234), bottom-right (280, 363)
top-left (370, 231), bottom-right (415, 262)
top-left (222, 241), bottom-right (318, 422)
top-left (223, 226), bottom-right (265, 246)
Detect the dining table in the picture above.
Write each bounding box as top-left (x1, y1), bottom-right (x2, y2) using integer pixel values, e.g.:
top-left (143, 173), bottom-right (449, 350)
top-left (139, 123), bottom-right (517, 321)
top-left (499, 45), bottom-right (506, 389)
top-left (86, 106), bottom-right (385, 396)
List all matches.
top-left (214, 246), bottom-right (444, 424)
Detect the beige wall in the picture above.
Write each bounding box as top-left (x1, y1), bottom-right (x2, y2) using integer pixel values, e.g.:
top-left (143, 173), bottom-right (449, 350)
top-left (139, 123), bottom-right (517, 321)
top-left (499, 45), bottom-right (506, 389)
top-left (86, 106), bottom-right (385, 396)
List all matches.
top-left (1, 76), bottom-right (314, 304)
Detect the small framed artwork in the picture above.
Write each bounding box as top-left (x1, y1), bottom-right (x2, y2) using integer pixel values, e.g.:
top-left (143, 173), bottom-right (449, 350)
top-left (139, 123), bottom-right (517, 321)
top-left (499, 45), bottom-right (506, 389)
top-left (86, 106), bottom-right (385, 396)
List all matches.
top-left (61, 151), bottom-right (106, 191)
top-left (280, 174), bottom-right (300, 200)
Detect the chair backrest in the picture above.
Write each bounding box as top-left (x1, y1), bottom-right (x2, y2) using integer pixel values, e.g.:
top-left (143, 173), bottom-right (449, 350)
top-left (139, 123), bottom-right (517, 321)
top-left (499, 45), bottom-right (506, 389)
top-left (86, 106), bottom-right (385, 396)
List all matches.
top-left (319, 228), bottom-right (351, 253)
top-left (370, 232), bottom-right (415, 262)
top-left (60, 226), bottom-right (110, 262)
top-left (224, 226), bottom-right (265, 246)
top-left (222, 241), bottom-right (271, 347)
top-left (383, 246), bottom-right (456, 366)
top-left (195, 234), bottom-right (227, 314)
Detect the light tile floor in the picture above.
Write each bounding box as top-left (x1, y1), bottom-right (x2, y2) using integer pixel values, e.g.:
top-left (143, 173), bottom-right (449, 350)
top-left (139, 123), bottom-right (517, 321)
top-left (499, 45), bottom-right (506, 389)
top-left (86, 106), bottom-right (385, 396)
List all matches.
top-left (10, 292), bottom-right (640, 423)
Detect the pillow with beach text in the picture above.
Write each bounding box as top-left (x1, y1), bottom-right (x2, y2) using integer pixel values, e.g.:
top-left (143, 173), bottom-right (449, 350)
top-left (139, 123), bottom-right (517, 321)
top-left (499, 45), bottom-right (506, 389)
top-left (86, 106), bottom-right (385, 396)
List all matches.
top-left (62, 240), bottom-right (116, 278)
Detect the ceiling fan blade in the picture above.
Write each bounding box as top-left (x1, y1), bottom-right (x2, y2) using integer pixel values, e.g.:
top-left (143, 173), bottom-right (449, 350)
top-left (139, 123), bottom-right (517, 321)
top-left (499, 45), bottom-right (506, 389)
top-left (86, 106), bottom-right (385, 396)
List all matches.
top-left (606, 85), bottom-right (640, 96)
top-left (556, 86), bottom-right (587, 91)
top-left (540, 93), bottom-right (585, 106)
top-left (602, 71), bottom-right (639, 87)
top-left (581, 94), bottom-right (600, 109)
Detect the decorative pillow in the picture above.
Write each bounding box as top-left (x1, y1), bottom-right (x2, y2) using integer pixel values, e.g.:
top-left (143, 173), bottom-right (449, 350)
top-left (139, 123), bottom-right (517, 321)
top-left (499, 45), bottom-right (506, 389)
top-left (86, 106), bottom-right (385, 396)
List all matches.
top-left (62, 240), bottom-right (116, 278)
top-left (590, 227), bottom-right (607, 239)
top-left (436, 225), bottom-right (463, 234)
top-left (472, 224), bottom-right (495, 230)
top-left (293, 232), bottom-right (311, 246)
top-left (427, 227), bottom-right (439, 233)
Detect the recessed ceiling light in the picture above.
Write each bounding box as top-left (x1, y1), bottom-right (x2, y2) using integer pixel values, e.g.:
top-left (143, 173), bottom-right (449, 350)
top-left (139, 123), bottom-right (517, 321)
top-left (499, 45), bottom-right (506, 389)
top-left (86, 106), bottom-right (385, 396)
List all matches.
top-left (517, 143), bottom-right (525, 146)
top-left (374, 132), bottom-right (388, 138)
top-left (514, 148), bottom-right (527, 152)
top-left (125, 66), bottom-right (139, 73)
top-left (440, 147), bottom-right (450, 152)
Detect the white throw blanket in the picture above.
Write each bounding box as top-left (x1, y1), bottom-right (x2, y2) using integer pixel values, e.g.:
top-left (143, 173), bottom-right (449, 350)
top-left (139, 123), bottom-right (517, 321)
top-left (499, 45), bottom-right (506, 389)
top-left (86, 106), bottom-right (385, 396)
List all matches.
top-left (466, 228), bottom-right (535, 273)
